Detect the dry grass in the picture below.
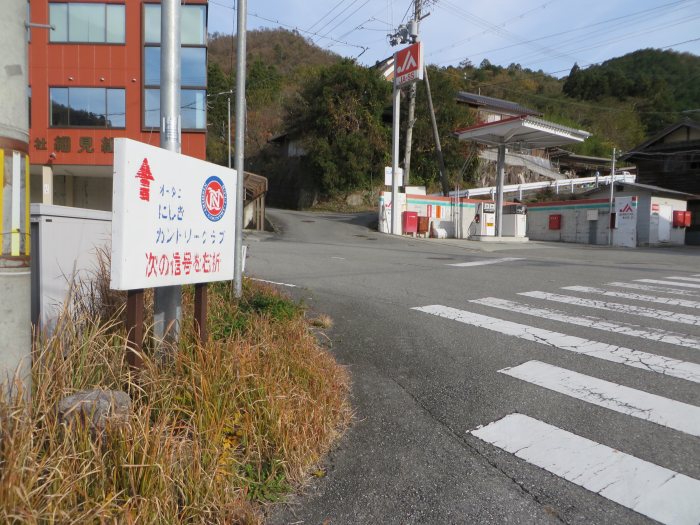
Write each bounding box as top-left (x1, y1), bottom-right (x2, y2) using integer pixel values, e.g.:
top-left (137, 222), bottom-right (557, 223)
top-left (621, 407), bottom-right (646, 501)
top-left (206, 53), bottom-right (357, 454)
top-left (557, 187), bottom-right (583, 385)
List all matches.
top-left (309, 314), bottom-right (334, 329)
top-left (0, 275), bottom-right (351, 523)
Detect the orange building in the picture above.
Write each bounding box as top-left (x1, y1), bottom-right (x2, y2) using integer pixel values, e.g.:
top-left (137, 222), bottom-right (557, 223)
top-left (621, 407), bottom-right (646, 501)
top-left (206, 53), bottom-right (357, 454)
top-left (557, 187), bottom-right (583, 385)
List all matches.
top-left (28, 0), bottom-right (207, 210)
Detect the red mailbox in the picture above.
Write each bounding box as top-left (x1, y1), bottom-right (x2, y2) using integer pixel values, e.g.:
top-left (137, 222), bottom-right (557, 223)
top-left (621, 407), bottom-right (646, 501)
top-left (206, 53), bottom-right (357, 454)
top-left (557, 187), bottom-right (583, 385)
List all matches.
top-left (549, 214), bottom-right (562, 230)
top-left (673, 210), bottom-right (687, 228)
top-left (402, 211), bottom-right (418, 234)
top-left (684, 210), bottom-right (692, 228)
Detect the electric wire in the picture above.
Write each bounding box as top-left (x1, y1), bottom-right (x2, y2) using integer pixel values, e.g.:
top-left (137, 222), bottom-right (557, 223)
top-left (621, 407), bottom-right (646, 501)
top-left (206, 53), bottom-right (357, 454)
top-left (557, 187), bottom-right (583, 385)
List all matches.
top-left (305, 0), bottom-right (351, 33)
top-left (431, 0), bottom-right (694, 61)
top-left (208, 0), bottom-right (368, 52)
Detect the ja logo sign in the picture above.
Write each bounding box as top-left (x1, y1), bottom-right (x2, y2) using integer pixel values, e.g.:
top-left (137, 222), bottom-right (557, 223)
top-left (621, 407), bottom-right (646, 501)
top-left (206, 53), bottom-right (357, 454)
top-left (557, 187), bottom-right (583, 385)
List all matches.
top-left (201, 176), bottom-right (227, 222)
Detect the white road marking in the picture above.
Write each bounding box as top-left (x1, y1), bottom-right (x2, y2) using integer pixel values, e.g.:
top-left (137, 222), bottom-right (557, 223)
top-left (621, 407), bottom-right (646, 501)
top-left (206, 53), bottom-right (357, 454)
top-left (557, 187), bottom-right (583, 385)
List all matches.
top-left (472, 413), bottom-right (700, 525)
top-left (413, 305), bottom-right (700, 383)
top-left (331, 256), bottom-right (345, 260)
top-left (562, 285), bottom-right (700, 310)
top-left (448, 257), bottom-right (524, 267)
top-left (474, 297), bottom-right (700, 351)
top-left (520, 291), bottom-right (700, 326)
top-left (608, 281), bottom-right (700, 298)
top-left (249, 278), bottom-right (297, 288)
top-left (667, 276), bottom-right (700, 283)
top-left (636, 279), bottom-right (700, 290)
top-left (499, 360), bottom-right (700, 437)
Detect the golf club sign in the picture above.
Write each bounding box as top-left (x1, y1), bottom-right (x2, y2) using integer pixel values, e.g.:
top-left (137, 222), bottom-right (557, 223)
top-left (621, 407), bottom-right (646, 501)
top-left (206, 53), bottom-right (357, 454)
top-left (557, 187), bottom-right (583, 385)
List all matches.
top-left (111, 138), bottom-right (236, 290)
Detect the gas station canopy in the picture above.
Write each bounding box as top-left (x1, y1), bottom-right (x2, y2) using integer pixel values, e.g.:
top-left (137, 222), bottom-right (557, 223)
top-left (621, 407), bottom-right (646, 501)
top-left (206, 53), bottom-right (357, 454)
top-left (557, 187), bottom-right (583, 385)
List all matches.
top-left (453, 115), bottom-right (591, 238)
top-left (454, 115), bottom-right (591, 148)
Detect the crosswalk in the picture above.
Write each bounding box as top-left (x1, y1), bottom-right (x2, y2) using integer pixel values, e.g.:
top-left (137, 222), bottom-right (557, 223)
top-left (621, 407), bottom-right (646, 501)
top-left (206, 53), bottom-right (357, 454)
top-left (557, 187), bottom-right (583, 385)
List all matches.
top-left (413, 274), bottom-right (700, 524)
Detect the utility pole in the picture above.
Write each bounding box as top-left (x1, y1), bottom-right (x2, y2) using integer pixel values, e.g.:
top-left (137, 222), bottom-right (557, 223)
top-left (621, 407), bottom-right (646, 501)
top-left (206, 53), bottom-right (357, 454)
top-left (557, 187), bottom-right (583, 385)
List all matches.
top-left (233, 0), bottom-right (247, 297)
top-left (154, 0), bottom-right (182, 345)
top-left (403, 0), bottom-right (421, 186)
top-left (0, 3), bottom-right (31, 398)
top-left (608, 147), bottom-right (616, 246)
top-left (424, 67), bottom-right (449, 195)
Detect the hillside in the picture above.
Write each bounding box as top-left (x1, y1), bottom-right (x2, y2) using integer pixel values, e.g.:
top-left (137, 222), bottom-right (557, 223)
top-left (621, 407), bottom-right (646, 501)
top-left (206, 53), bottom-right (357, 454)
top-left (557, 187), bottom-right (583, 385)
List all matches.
top-left (206, 29), bottom-right (342, 165)
top-left (563, 49), bottom-right (700, 134)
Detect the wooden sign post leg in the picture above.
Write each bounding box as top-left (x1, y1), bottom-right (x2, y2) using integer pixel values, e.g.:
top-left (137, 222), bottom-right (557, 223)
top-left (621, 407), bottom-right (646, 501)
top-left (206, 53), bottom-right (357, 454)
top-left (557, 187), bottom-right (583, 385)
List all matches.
top-left (126, 289), bottom-right (145, 371)
top-left (194, 283), bottom-right (208, 345)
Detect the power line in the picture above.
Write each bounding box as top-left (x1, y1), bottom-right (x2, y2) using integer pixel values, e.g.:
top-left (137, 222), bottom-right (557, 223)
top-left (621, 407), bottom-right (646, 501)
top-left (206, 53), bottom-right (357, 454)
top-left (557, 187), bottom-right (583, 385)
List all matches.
top-left (466, 36), bottom-right (700, 93)
top-left (208, 0), bottom-right (368, 52)
top-left (305, 0), bottom-right (350, 33)
top-left (312, 0), bottom-right (363, 39)
top-left (499, 10), bottom-right (700, 69)
top-left (430, 0), bottom-right (562, 56)
top-left (314, 0), bottom-right (372, 44)
top-left (433, 0), bottom-right (697, 67)
top-left (436, 0), bottom-right (579, 65)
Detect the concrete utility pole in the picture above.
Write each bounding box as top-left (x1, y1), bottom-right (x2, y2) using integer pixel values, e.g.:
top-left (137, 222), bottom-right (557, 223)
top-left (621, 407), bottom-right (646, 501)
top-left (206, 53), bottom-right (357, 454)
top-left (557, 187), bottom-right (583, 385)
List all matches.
top-left (495, 144), bottom-right (506, 237)
top-left (233, 0), bottom-right (247, 297)
top-left (403, 0), bottom-right (421, 186)
top-left (154, 0), bottom-right (182, 344)
top-left (424, 66), bottom-right (449, 195)
top-left (608, 147), bottom-right (616, 246)
top-left (0, 3), bottom-right (31, 398)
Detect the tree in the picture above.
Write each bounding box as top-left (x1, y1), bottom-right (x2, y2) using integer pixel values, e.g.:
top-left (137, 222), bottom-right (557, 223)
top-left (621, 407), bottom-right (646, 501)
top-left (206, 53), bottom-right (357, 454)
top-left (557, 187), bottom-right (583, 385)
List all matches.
top-left (206, 62), bottom-right (232, 166)
top-left (284, 60), bottom-right (391, 195)
top-left (562, 63), bottom-right (581, 98)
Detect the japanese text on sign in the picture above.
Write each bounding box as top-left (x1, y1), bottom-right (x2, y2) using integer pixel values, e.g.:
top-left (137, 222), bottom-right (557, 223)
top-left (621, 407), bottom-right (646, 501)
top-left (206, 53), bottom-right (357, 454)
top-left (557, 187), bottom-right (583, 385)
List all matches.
top-left (110, 138), bottom-right (237, 290)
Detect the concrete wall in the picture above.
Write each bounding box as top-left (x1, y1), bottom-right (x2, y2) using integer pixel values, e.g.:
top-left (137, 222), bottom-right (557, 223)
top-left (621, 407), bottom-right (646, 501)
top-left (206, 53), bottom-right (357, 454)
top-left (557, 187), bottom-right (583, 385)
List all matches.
top-left (527, 194), bottom-right (689, 246)
top-left (379, 192), bottom-right (497, 239)
top-left (527, 199), bottom-right (611, 245)
top-left (649, 196), bottom-right (687, 246)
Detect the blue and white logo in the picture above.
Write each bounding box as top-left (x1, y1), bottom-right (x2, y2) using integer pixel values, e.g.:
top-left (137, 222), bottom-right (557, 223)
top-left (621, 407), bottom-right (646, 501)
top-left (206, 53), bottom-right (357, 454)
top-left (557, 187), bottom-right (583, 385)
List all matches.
top-left (201, 176), bottom-right (227, 222)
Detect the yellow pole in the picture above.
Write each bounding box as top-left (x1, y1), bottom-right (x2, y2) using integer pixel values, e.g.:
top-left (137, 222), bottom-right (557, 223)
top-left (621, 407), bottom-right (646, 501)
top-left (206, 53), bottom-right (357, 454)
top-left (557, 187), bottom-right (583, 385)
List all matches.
top-left (0, 149), bottom-right (4, 256)
top-left (24, 154), bottom-right (30, 255)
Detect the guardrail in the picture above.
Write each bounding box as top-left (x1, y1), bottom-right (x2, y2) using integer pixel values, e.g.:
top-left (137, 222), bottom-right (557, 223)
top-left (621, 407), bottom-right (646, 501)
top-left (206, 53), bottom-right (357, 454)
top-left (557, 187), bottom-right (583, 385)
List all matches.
top-left (448, 173), bottom-right (636, 200)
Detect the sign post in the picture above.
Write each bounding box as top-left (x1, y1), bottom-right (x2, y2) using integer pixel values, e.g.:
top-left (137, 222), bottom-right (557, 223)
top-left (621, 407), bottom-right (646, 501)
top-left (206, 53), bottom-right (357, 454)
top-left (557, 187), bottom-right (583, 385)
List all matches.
top-left (111, 139), bottom-right (237, 368)
top-left (391, 42), bottom-right (423, 235)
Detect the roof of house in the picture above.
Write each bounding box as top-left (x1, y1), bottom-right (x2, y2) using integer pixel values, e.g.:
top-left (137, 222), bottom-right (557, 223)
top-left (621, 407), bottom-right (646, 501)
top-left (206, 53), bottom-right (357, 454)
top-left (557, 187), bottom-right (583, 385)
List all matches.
top-left (621, 120), bottom-right (700, 160)
top-left (585, 181), bottom-right (699, 200)
top-left (456, 92), bottom-right (541, 117)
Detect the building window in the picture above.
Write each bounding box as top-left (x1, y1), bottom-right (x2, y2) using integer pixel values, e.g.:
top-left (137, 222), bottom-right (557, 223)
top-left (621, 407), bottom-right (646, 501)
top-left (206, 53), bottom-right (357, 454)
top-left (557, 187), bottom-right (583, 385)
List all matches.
top-left (144, 47), bottom-right (206, 87)
top-left (144, 89), bottom-right (206, 130)
top-left (50, 87), bottom-right (126, 128)
top-left (49, 3), bottom-right (125, 44)
top-left (142, 3), bottom-right (207, 131)
top-left (143, 4), bottom-right (207, 45)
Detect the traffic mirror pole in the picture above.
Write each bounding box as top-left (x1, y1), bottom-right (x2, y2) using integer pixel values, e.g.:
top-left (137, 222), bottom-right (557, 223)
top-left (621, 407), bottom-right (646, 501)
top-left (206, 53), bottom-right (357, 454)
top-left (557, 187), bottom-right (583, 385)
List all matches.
top-left (154, 0), bottom-right (183, 349)
top-left (233, 0), bottom-right (247, 297)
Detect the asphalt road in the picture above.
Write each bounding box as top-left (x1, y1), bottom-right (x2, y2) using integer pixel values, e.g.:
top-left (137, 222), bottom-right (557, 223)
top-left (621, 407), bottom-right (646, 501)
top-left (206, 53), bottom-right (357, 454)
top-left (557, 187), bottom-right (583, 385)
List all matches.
top-left (246, 209), bottom-right (700, 525)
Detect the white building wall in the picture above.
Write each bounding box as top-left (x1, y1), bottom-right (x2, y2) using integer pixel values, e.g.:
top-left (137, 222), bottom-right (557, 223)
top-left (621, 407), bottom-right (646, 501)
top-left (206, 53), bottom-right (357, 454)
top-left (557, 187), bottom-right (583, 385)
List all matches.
top-left (528, 193), bottom-right (689, 247)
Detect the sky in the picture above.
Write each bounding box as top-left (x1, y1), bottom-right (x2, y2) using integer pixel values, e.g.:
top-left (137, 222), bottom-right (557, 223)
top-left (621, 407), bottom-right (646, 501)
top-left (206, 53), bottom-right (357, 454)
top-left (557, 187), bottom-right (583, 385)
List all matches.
top-left (207, 0), bottom-right (700, 77)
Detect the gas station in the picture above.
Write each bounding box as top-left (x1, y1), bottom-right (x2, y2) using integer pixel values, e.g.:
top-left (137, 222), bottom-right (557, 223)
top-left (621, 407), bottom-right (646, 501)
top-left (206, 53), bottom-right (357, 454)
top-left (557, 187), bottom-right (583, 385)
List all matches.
top-left (380, 114), bottom-right (590, 241)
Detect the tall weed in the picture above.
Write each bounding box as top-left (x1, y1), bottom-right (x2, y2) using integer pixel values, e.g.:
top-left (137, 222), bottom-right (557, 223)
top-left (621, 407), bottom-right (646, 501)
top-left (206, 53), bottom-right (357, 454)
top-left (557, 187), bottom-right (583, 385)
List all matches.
top-left (0, 275), bottom-right (350, 523)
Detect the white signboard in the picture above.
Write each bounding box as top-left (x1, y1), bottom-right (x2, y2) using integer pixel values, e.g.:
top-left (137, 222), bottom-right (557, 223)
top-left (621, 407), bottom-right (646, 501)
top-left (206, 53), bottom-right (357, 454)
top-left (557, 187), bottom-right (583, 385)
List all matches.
top-left (612, 196), bottom-right (637, 248)
top-left (384, 166), bottom-right (404, 186)
top-left (110, 138), bottom-right (237, 290)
